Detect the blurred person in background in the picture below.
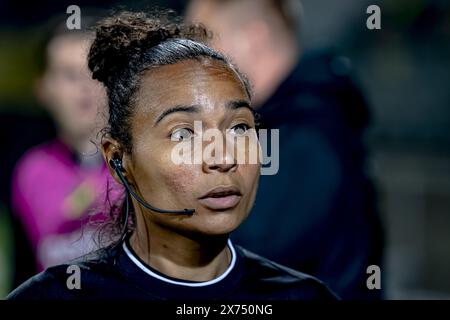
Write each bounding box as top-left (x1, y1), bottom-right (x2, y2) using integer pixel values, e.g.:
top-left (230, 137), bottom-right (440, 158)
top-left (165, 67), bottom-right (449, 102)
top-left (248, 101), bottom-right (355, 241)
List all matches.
top-left (187, 0), bottom-right (384, 299)
top-left (10, 17), bottom-right (122, 274)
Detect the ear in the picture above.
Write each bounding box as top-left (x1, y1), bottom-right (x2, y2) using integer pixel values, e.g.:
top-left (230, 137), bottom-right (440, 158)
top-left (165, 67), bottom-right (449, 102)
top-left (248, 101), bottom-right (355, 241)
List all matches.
top-left (102, 136), bottom-right (130, 185)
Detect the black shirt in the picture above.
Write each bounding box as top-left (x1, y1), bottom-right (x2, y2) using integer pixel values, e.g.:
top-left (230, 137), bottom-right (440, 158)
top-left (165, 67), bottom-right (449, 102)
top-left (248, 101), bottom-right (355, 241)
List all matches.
top-left (7, 239), bottom-right (338, 300)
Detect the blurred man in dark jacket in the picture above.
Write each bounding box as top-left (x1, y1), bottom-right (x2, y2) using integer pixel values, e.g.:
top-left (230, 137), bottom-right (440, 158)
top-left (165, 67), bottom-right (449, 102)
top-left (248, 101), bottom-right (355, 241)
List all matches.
top-left (187, 0), bottom-right (383, 299)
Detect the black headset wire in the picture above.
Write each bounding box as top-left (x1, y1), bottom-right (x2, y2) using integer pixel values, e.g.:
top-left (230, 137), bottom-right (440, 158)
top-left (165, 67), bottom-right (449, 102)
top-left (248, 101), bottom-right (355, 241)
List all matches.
top-left (119, 191), bottom-right (130, 242)
top-left (109, 158), bottom-right (195, 244)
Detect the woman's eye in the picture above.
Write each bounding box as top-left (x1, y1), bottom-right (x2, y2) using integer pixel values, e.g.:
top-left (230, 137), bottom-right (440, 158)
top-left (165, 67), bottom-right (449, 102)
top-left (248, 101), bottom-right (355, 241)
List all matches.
top-left (171, 128), bottom-right (194, 141)
top-left (229, 123), bottom-right (251, 136)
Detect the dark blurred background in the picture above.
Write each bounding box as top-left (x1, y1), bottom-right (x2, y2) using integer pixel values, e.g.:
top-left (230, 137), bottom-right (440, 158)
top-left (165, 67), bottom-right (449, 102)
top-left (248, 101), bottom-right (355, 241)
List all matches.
top-left (0, 0), bottom-right (449, 299)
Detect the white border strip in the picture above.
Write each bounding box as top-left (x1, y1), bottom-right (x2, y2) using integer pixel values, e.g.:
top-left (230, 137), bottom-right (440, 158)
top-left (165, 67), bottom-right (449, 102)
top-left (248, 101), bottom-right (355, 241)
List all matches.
top-left (123, 239), bottom-right (236, 287)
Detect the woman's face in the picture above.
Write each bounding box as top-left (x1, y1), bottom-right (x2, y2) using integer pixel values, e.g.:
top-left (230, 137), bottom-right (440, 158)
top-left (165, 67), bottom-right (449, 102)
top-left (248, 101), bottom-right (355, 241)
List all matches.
top-left (110, 59), bottom-right (260, 237)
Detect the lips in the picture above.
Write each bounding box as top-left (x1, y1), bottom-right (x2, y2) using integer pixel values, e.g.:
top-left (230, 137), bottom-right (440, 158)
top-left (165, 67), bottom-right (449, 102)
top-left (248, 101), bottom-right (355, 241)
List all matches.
top-left (198, 186), bottom-right (242, 210)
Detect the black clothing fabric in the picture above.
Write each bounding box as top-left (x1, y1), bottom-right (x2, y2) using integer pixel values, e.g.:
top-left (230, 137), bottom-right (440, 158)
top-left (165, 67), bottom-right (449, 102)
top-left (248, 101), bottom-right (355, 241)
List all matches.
top-left (7, 239), bottom-right (338, 300)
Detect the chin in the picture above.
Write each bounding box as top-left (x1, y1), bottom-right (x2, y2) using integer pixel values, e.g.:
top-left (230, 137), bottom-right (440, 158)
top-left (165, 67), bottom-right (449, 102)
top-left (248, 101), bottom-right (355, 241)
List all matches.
top-left (189, 210), bottom-right (244, 236)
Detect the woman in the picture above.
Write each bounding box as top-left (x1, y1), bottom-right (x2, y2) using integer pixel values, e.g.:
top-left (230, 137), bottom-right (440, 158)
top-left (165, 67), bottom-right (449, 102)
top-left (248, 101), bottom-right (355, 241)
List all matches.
top-left (8, 11), bottom-right (337, 300)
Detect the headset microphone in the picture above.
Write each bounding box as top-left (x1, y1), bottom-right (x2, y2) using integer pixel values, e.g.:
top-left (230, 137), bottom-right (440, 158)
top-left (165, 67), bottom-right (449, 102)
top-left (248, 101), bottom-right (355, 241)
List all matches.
top-left (109, 158), bottom-right (195, 215)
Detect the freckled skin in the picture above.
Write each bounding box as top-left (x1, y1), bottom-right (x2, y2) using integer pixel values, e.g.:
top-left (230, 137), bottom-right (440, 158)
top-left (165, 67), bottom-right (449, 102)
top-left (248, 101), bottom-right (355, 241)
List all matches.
top-left (102, 58), bottom-right (260, 280)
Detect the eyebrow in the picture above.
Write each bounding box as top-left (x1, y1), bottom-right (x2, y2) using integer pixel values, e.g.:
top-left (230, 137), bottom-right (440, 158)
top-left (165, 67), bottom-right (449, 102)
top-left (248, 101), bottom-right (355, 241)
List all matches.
top-left (154, 105), bottom-right (201, 126)
top-left (226, 100), bottom-right (254, 114)
top-left (154, 100), bottom-right (254, 126)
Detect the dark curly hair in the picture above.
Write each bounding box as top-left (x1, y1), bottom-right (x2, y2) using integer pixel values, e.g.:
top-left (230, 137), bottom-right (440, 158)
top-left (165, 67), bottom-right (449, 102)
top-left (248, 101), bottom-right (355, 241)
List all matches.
top-left (88, 9), bottom-right (252, 247)
top-left (88, 9), bottom-right (252, 154)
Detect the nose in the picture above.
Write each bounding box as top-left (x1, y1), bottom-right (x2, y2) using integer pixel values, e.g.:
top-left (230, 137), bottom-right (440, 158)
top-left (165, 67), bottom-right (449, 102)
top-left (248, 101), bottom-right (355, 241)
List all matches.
top-left (202, 139), bottom-right (238, 173)
top-left (204, 159), bottom-right (237, 173)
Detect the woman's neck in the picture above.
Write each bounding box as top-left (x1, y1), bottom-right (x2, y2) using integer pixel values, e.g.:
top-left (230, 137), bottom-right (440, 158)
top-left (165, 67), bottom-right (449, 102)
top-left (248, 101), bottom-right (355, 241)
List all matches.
top-left (129, 222), bottom-right (231, 282)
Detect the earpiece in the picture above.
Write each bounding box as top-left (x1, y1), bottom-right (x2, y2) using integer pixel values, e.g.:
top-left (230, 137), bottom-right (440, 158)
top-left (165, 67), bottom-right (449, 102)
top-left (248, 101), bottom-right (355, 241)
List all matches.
top-left (108, 155), bottom-right (195, 219)
top-left (109, 157), bottom-right (124, 172)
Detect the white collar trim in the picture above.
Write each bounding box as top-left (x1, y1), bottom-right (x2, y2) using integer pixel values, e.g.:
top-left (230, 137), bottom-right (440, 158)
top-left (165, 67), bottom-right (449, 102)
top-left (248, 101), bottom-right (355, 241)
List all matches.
top-left (123, 239), bottom-right (236, 287)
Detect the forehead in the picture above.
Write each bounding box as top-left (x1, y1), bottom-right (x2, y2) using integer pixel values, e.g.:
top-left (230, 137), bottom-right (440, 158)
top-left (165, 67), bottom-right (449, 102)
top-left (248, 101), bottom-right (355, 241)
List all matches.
top-left (47, 35), bottom-right (90, 69)
top-left (135, 59), bottom-right (248, 114)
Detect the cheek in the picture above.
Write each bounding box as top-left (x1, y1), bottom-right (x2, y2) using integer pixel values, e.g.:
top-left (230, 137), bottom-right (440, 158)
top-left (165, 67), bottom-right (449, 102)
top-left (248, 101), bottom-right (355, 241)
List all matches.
top-left (45, 82), bottom-right (78, 114)
top-left (162, 166), bottom-right (196, 194)
top-left (158, 151), bottom-right (200, 196)
top-left (242, 164), bottom-right (260, 195)
top-left (49, 78), bottom-right (75, 97)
